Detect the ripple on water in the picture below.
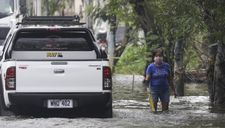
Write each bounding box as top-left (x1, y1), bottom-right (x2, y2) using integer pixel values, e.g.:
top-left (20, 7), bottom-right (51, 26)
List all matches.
top-left (1, 75), bottom-right (224, 128)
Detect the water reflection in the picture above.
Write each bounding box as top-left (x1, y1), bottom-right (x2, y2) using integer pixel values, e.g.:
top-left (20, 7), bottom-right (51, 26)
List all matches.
top-left (1, 74), bottom-right (225, 128)
top-left (112, 74), bottom-right (225, 128)
top-left (113, 74), bottom-right (148, 101)
top-left (112, 74), bottom-right (209, 100)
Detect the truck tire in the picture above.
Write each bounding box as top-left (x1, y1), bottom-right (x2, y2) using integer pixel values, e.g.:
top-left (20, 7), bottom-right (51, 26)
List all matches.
top-left (0, 94), bottom-right (14, 116)
top-left (0, 96), bottom-right (9, 116)
top-left (0, 77), bottom-right (13, 116)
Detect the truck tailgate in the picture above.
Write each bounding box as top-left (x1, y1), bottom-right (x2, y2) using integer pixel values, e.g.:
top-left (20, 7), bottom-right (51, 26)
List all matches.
top-left (15, 61), bottom-right (103, 92)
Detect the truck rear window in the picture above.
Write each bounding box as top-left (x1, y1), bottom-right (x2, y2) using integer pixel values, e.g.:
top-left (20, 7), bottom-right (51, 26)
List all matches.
top-left (14, 37), bottom-right (92, 51)
top-left (12, 31), bottom-right (94, 51)
top-left (9, 29), bottom-right (100, 60)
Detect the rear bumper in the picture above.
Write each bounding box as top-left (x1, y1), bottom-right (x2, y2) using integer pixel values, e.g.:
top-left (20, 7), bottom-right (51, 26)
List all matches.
top-left (8, 92), bottom-right (112, 108)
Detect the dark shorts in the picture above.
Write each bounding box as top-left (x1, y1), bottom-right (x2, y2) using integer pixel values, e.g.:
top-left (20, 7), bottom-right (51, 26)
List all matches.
top-left (150, 89), bottom-right (170, 102)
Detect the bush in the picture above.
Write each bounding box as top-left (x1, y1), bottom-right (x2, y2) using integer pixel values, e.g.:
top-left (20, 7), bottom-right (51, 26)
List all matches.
top-left (115, 44), bottom-right (147, 75)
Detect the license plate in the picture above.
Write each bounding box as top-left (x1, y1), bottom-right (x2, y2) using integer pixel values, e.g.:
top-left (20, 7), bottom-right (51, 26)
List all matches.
top-left (47, 99), bottom-right (73, 108)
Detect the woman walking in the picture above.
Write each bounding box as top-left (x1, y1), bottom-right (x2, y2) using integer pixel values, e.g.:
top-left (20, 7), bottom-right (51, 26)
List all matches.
top-left (145, 48), bottom-right (176, 112)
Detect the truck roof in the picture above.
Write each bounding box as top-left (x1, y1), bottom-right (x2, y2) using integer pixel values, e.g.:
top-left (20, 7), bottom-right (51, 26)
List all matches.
top-left (13, 16), bottom-right (96, 42)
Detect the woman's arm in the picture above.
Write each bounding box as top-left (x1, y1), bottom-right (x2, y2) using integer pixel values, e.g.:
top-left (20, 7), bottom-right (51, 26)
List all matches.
top-left (145, 75), bottom-right (150, 81)
top-left (144, 65), bottom-right (151, 85)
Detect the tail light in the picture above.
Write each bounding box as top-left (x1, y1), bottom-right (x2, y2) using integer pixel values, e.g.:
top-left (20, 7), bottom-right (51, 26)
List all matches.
top-left (103, 66), bottom-right (112, 90)
top-left (5, 67), bottom-right (16, 90)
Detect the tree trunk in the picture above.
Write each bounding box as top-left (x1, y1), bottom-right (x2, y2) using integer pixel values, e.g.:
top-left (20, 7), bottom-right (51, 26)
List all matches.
top-left (114, 26), bottom-right (129, 65)
top-left (213, 42), bottom-right (225, 107)
top-left (197, 0), bottom-right (225, 108)
top-left (207, 43), bottom-right (217, 103)
top-left (166, 39), bottom-right (175, 94)
top-left (46, 1), bottom-right (50, 16)
top-left (174, 38), bottom-right (185, 96)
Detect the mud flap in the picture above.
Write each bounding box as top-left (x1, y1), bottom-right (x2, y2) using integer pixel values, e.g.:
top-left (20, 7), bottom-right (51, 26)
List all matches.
top-left (100, 94), bottom-right (113, 118)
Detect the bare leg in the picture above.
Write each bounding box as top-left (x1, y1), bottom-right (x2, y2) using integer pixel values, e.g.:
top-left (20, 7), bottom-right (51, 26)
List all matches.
top-left (161, 102), bottom-right (169, 111)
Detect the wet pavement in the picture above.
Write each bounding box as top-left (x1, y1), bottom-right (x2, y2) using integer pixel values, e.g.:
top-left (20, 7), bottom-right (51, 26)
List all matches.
top-left (0, 74), bottom-right (225, 128)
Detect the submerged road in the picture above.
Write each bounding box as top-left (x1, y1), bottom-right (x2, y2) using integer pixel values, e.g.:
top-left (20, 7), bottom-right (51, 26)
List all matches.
top-left (0, 75), bottom-right (224, 128)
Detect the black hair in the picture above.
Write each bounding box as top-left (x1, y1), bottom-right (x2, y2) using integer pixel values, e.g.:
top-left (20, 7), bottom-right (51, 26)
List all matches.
top-left (151, 48), bottom-right (164, 62)
top-left (152, 48), bottom-right (163, 56)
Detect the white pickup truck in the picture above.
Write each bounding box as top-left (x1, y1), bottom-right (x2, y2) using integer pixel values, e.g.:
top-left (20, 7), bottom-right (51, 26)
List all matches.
top-left (0, 17), bottom-right (112, 117)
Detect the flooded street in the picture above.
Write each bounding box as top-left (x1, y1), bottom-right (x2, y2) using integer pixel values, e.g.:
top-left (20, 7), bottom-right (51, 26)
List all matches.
top-left (0, 74), bottom-right (225, 128)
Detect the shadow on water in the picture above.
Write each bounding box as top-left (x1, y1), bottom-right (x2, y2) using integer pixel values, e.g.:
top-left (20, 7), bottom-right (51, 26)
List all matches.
top-left (209, 105), bottom-right (225, 114)
top-left (10, 104), bottom-right (111, 118)
top-left (11, 107), bottom-right (107, 118)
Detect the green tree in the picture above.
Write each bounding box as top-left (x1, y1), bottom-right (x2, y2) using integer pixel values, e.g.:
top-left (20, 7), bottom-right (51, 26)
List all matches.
top-left (90, 0), bottom-right (225, 101)
top-left (130, 0), bottom-right (203, 96)
top-left (86, 0), bottom-right (142, 69)
top-left (197, 0), bottom-right (225, 108)
top-left (42, 0), bottom-right (67, 16)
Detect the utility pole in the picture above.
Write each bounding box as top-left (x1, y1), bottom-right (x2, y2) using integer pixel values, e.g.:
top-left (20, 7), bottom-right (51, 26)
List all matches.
top-left (86, 0), bottom-right (92, 29)
top-left (33, 0), bottom-right (41, 16)
top-left (35, 0), bottom-right (42, 16)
